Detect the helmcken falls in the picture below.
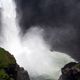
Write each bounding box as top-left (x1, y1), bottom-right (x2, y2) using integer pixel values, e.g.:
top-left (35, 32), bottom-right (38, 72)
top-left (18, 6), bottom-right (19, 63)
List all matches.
top-left (0, 0), bottom-right (76, 80)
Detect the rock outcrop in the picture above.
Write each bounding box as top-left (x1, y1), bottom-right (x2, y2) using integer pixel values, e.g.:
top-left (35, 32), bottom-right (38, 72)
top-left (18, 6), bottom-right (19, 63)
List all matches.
top-left (59, 62), bottom-right (80, 80)
top-left (0, 47), bottom-right (30, 80)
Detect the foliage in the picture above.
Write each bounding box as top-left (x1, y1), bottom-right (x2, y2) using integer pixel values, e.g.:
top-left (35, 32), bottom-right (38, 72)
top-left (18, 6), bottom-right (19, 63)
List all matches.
top-left (0, 48), bottom-right (16, 68)
top-left (74, 63), bottom-right (80, 69)
top-left (0, 47), bottom-right (16, 80)
top-left (0, 69), bottom-right (9, 80)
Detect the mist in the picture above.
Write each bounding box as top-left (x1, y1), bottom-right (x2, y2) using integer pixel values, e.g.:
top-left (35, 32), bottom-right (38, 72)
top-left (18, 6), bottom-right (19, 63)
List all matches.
top-left (15, 0), bottom-right (80, 61)
top-left (0, 0), bottom-right (76, 80)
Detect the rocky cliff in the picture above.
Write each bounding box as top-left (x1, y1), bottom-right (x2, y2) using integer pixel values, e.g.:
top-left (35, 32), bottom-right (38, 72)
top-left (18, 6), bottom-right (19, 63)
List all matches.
top-left (59, 62), bottom-right (80, 80)
top-left (0, 47), bottom-right (30, 80)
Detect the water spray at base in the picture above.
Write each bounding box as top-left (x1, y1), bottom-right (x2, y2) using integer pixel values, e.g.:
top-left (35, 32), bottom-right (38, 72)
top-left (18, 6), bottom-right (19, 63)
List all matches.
top-left (0, 0), bottom-right (76, 80)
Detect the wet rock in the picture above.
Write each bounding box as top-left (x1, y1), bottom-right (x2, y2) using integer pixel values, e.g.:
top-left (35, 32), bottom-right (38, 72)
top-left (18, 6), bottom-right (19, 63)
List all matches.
top-left (16, 66), bottom-right (30, 80)
top-left (59, 62), bottom-right (80, 80)
top-left (0, 47), bottom-right (30, 80)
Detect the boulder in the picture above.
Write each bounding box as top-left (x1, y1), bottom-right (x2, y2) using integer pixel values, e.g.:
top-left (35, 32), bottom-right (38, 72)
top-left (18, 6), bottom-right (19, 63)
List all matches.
top-left (59, 62), bottom-right (80, 80)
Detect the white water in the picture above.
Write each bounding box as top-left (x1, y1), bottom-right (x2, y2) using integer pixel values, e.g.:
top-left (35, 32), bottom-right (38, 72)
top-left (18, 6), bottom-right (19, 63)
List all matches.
top-left (0, 0), bottom-right (76, 80)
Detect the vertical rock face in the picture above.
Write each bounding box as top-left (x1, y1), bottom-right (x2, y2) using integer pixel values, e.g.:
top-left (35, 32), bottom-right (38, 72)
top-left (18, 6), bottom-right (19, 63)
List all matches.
top-left (16, 66), bottom-right (30, 80)
top-left (59, 62), bottom-right (80, 80)
top-left (0, 47), bottom-right (30, 80)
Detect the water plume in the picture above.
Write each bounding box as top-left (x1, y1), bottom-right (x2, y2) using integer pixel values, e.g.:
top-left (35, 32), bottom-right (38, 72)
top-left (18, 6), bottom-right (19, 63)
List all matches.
top-left (0, 0), bottom-right (76, 80)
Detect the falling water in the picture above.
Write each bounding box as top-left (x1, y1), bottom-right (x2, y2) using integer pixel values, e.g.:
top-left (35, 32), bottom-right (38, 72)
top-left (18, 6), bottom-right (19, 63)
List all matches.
top-left (0, 0), bottom-right (76, 80)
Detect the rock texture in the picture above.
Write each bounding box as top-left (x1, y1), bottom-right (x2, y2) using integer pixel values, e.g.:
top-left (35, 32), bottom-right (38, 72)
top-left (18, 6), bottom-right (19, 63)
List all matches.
top-left (59, 62), bottom-right (80, 80)
top-left (0, 47), bottom-right (30, 80)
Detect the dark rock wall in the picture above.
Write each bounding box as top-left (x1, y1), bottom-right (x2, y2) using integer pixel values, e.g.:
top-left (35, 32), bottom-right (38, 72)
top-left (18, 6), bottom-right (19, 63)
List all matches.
top-left (59, 62), bottom-right (80, 80)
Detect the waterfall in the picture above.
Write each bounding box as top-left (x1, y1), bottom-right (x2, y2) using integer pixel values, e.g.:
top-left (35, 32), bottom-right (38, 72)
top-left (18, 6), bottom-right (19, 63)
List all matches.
top-left (0, 0), bottom-right (76, 80)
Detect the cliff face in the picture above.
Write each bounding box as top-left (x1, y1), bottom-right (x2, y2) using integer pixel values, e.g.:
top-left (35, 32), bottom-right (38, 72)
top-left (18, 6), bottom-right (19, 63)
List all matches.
top-left (59, 62), bottom-right (80, 80)
top-left (0, 47), bottom-right (30, 80)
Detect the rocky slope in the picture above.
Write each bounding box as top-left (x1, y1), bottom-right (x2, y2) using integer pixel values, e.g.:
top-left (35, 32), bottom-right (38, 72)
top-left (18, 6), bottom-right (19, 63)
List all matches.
top-left (0, 47), bottom-right (30, 80)
top-left (59, 62), bottom-right (80, 80)
top-left (1, 47), bottom-right (80, 80)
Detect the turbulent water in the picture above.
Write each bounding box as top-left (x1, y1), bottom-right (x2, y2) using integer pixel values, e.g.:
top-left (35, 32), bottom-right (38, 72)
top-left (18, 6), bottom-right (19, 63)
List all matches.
top-left (0, 0), bottom-right (76, 80)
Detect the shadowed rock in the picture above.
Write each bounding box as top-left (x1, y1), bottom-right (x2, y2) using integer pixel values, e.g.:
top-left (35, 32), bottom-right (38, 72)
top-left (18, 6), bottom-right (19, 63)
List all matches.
top-left (0, 47), bottom-right (30, 80)
top-left (59, 62), bottom-right (80, 80)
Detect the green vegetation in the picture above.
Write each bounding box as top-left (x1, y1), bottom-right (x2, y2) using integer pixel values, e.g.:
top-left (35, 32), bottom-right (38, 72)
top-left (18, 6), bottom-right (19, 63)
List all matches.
top-left (74, 63), bottom-right (80, 69)
top-left (0, 47), bottom-right (16, 80)
top-left (0, 69), bottom-right (15, 80)
top-left (0, 69), bottom-right (9, 80)
top-left (0, 48), bottom-right (16, 68)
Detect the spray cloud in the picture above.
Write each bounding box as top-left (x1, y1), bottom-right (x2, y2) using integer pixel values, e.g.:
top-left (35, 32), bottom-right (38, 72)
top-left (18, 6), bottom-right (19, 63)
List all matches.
top-left (0, 0), bottom-right (76, 80)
